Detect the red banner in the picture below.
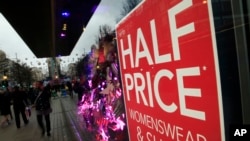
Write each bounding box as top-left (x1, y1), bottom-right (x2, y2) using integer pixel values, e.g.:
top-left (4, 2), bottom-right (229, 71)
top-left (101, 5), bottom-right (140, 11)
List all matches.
top-left (116, 0), bottom-right (224, 140)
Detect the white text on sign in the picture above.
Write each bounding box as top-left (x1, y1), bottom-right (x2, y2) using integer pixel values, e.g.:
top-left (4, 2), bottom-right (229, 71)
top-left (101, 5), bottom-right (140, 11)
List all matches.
top-left (119, 0), bottom-right (205, 121)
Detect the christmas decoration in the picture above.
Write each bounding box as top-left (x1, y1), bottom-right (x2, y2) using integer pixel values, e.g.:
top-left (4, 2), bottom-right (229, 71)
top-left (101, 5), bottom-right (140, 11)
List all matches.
top-left (77, 31), bottom-right (128, 141)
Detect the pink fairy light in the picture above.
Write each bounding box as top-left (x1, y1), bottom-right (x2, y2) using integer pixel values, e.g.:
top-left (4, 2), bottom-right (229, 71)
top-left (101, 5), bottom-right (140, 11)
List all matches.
top-left (60, 33), bottom-right (66, 37)
top-left (99, 128), bottom-right (109, 141)
top-left (77, 102), bottom-right (89, 114)
top-left (77, 100), bottom-right (94, 115)
top-left (113, 117), bottom-right (126, 131)
top-left (115, 89), bottom-right (122, 97)
top-left (102, 82), bottom-right (105, 86)
top-left (88, 80), bottom-right (92, 88)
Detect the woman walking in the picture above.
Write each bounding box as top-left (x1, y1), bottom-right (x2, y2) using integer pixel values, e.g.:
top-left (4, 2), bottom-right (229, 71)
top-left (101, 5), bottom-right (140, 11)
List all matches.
top-left (33, 81), bottom-right (52, 136)
top-left (0, 87), bottom-right (11, 127)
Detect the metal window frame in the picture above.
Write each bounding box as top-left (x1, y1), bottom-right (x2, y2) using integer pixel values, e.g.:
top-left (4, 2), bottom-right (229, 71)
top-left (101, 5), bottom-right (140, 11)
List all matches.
top-left (231, 0), bottom-right (250, 124)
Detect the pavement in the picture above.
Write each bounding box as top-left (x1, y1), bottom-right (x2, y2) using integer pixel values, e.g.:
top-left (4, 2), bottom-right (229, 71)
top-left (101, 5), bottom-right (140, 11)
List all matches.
top-left (0, 93), bottom-right (95, 141)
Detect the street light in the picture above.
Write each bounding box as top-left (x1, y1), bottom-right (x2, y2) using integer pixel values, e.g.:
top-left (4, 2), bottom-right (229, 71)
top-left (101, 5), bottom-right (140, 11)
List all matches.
top-left (3, 75), bottom-right (7, 80)
top-left (2, 74), bottom-right (8, 87)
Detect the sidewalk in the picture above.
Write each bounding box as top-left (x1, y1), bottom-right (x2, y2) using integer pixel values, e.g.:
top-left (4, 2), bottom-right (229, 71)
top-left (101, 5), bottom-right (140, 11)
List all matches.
top-left (0, 93), bottom-right (94, 141)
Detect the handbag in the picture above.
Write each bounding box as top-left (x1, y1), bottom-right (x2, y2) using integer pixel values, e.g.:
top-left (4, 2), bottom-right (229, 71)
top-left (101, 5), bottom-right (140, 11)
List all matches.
top-left (23, 98), bottom-right (31, 118)
top-left (25, 107), bottom-right (32, 118)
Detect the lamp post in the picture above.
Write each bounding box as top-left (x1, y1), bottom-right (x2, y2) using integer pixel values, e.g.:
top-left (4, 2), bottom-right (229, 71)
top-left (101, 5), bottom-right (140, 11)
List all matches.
top-left (0, 50), bottom-right (8, 86)
top-left (2, 70), bottom-right (8, 87)
top-left (3, 73), bottom-right (7, 80)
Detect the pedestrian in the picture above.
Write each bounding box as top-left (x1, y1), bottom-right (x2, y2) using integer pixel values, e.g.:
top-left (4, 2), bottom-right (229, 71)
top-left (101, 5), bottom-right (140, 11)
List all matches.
top-left (32, 81), bottom-right (52, 136)
top-left (66, 81), bottom-right (73, 98)
top-left (27, 85), bottom-right (36, 105)
top-left (0, 86), bottom-right (12, 127)
top-left (11, 86), bottom-right (29, 129)
top-left (73, 80), bottom-right (84, 106)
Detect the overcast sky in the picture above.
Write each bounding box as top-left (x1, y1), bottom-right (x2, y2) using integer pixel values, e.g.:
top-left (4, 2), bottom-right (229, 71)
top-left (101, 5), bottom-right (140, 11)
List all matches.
top-left (0, 0), bottom-right (126, 73)
top-left (72, 0), bottom-right (125, 54)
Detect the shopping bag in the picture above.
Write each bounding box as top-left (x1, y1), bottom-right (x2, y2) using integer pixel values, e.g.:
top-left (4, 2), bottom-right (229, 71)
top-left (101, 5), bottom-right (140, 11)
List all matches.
top-left (25, 107), bottom-right (31, 118)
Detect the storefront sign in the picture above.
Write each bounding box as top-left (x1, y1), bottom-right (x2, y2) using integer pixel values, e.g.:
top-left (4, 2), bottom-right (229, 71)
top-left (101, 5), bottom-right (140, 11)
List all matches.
top-left (116, 0), bottom-right (224, 140)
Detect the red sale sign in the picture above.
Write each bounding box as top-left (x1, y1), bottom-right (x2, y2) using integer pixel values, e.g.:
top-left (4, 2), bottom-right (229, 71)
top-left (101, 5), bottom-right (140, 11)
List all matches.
top-left (116, 0), bottom-right (225, 140)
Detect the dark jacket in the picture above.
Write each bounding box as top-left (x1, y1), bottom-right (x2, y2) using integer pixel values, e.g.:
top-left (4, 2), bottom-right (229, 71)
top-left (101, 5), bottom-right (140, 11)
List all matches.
top-left (0, 90), bottom-right (11, 115)
top-left (12, 87), bottom-right (28, 108)
top-left (34, 86), bottom-right (51, 115)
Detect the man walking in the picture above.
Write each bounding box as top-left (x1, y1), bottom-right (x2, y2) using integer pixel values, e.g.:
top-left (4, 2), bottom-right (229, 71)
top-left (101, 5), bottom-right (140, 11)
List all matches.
top-left (12, 86), bottom-right (29, 129)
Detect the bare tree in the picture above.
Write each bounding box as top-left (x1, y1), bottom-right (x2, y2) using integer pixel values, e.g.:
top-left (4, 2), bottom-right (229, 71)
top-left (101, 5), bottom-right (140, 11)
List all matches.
top-left (118, 0), bottom-right (142, 21)
top-left (95, 24), bottom-right (113, 44)
top-left (11, 62), bottom-right (33, 87)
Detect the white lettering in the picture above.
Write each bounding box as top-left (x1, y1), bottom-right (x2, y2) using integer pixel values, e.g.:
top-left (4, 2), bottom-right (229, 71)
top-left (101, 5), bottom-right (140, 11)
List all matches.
top-left (124, 73), bottom-right (133, 101)
top-left (154, 69), bottom-right (177, 113)
top-left (197, 134), bottom-right (207, 141)
top-left (177, 67), bottom-right (206, 121)
top-left (186, 131), bottom-right (194, 141)
top-left (241, 129), bottom-right (247, 135)
top-left (120, 35), bottom-right (134, 69)
top-left (234, 129), bottom-right (241, 136)
top-left (134, 72), bottom-right (149, 106)
top-left (129, 109), bottom-right (207, 140)
top-left (176, 126), bottom-right (184, 141)
top-left (234, 129), bottom-right (247, 136)
top-left (164, 121), bottom-right (175, 139)
top-left (168, 0), bottom-right (195, 61)
top-left (135, 28), bottom-right (154, 67)
top-left (150, 19), bottom-right (172, 64)
top-left (147, 132), bottom-right (154, 141)
top-left (125, 68), bottom-right (205, 120)
top-left (146, 71), bottom-right (154, 107)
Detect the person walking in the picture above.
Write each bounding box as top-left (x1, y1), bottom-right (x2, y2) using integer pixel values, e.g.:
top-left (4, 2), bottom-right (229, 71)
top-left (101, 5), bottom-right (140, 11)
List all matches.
top-left (66, 81), bottom-right (73, 98)
top-left (11, 86), bottom-right (29, 129)
top-left (73, 80), bottom-right (84, 106)
top-left (0, 86), bottom-right (12, 127)
top-left (32, 81), bottom-right (52, 136)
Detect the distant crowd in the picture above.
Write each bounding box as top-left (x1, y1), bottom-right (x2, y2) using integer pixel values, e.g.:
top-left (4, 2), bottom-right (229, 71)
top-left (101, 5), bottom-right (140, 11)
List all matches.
top-left (0, 80), bottom-right (81, 137)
